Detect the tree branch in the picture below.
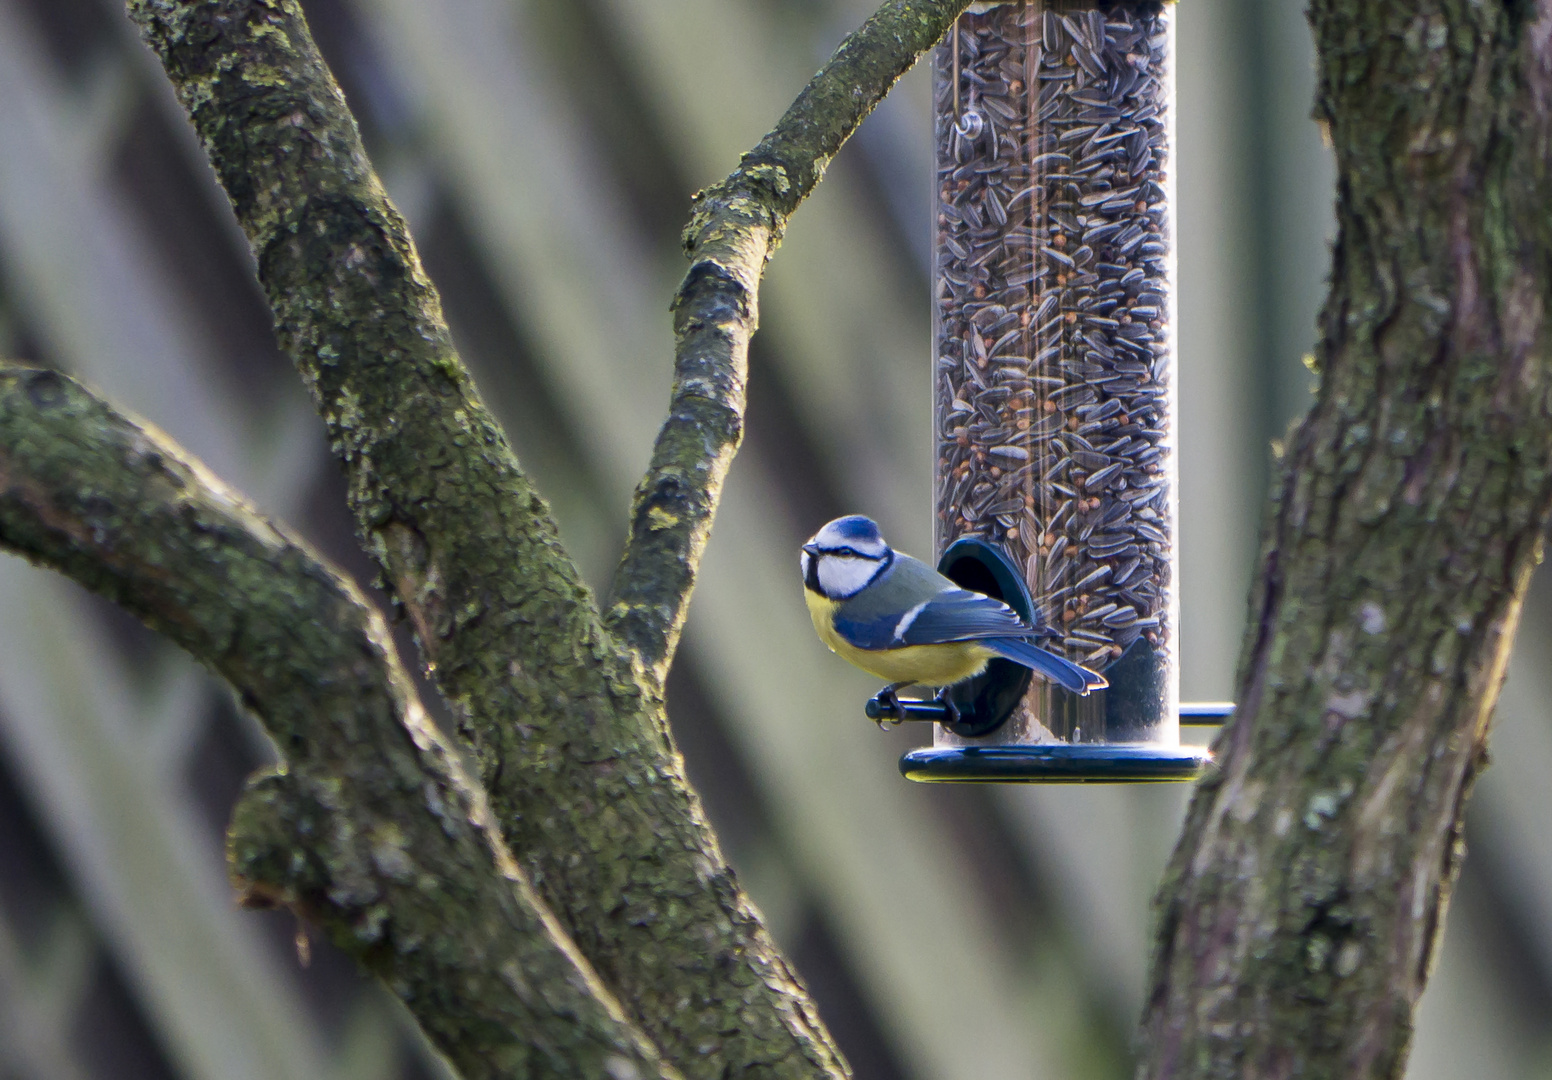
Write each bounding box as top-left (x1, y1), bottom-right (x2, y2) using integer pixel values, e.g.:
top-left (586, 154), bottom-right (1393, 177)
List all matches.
top-left (603, 0), bottom-right (972, 686)
top-left (0, 363), bottom-right (674, 1080)
top-left (124, 1), bottom-right (926, 1075)
top-left (1140, 3), bottom-right (1552, 1076)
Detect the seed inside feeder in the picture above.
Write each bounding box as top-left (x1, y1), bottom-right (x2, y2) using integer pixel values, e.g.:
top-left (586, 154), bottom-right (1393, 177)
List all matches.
top-left (932, 0), bottom-right (1177, 743)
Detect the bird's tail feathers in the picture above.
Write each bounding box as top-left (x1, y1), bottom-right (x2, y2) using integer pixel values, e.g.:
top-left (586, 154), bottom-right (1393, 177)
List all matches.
top-left (986, 638), bottom-right (1109, 695)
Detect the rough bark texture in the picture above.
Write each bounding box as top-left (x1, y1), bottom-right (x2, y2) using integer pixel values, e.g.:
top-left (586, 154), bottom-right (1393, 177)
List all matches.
top-left (0, 364), bottom-right (672, 1080)
top-left (12, 0), bottom-right (1548, 1073)
top-left (1140, 4), bottom-right (1552, 1077)
top-left (119, 1), bottom-right (963, 1077)
top-left (603, 0), bottom-right (973, 687)
top-left (124, 3), bottom-right (828, 1074)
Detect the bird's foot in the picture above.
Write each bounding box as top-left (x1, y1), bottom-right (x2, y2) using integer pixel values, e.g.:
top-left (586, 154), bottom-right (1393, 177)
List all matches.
top-left (866, 683), bottom-right (913, 730)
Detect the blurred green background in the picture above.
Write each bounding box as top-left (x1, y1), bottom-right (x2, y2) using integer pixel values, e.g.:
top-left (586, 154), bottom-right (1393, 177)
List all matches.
top-left (0, 1), bottom-right (1548, 1078)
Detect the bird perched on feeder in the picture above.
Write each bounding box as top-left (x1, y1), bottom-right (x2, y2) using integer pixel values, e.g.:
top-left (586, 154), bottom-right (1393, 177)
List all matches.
top-left (800, 515), bottom-right (1106, 718)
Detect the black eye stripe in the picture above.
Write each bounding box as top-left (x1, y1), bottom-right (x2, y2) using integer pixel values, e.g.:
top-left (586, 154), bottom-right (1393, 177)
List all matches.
top-left (817, 546), bottom-right (878, 559)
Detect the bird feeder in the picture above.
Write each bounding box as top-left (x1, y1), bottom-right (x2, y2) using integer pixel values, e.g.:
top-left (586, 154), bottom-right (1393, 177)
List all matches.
top-left (887, 0), bottom-right (1224, 782)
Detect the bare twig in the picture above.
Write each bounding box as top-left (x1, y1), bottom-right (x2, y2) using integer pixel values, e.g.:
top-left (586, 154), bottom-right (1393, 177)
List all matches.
top-left (604, 0), bottom-right (974, 686)
top-left (0, 363), bottom-right (675, 1080)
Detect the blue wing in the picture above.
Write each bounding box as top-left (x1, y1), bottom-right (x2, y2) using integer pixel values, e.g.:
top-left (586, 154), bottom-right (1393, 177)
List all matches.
top-left (897, 588), bottom-right (1032, 644)
top-left (832, 587), bottom-right (1025, 650)
top-left (834, 586), bottom-right (1053, 648)
top-left (830, 567), bottom-right (1108, 694)
top-left (984, 637), bottom-right (1108, 694)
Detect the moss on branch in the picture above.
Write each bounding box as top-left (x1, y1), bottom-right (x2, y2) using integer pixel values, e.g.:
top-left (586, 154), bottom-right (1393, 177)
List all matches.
top-left (1139, 4), bottom-right (1552, 1077)
top-left (120, 0), bottom-right (978, 1074)
top-left (0, 363), bottom-right (673, 1080)
top-left (604, 0), bottom-right (973, 684)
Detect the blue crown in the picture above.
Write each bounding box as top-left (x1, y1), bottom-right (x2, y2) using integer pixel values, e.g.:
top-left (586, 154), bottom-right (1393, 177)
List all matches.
top-left (828, 515), bottom-right (882, 544)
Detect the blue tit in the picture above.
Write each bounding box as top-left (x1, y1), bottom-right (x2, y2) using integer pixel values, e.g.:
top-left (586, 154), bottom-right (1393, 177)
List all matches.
top-left (799, 515), bottom-right (1107, 708)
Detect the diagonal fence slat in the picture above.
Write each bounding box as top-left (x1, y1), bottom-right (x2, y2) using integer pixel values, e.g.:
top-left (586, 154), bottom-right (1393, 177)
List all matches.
top-left (0, 567), bottom-right (327, 1080)
top-left (595, 0), bottom-right (931, 550)
top-left (0, 4), bottom-right (387, 1078)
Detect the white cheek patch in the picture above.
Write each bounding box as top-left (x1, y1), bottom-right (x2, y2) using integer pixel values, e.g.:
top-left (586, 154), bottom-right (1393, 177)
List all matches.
top-left (800, 551), bottom-right (812, 579)
top-left (817, 555), bottom-right (879, 599)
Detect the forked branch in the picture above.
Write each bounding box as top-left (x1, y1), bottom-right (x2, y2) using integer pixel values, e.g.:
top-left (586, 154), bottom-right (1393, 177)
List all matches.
top-left (124, 0), bottom-right (963, 1074)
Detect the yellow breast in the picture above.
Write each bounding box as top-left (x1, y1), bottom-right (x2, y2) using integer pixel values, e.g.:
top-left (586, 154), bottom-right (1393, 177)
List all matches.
top-left (804, 590), bottom-right (993, 687)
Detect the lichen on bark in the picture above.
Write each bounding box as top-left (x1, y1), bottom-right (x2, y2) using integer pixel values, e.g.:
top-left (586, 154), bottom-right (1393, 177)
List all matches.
top-left (114, 0), bottom-right (968, 1076)
top-left (7, 0), bottom-right (1548, 1073)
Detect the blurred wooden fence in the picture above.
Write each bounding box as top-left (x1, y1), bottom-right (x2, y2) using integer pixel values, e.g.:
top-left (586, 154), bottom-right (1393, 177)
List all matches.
top-left (0, 1), bottom-right (1546, 1078)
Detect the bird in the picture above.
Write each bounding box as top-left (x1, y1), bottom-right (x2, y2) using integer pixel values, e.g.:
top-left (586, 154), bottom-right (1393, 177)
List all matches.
top-left (800, 514), bottom-right (1107, 721)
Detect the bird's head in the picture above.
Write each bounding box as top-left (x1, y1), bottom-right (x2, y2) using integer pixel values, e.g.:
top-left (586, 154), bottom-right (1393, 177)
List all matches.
top-left (800, 515), bottom-right (893, 600)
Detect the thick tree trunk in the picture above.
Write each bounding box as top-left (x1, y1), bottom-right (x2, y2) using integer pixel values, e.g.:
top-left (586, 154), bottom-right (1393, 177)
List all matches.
top-left (1141, 3), bottom-right (1552, 1076)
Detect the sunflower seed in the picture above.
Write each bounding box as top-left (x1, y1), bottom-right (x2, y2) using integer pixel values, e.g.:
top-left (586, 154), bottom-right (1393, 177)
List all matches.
top-left (934, 0), bottom-right (1174, 699)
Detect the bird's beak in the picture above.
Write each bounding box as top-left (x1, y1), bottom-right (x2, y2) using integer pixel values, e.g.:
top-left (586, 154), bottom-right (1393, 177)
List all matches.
top-left (802, 543), bottom-right (821, 556)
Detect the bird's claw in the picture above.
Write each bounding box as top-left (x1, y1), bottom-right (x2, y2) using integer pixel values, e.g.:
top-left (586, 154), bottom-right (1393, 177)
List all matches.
top-left (866, 685), bottom-right (910, 730)
top-left (879, 686), bottom-right (906, 730)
